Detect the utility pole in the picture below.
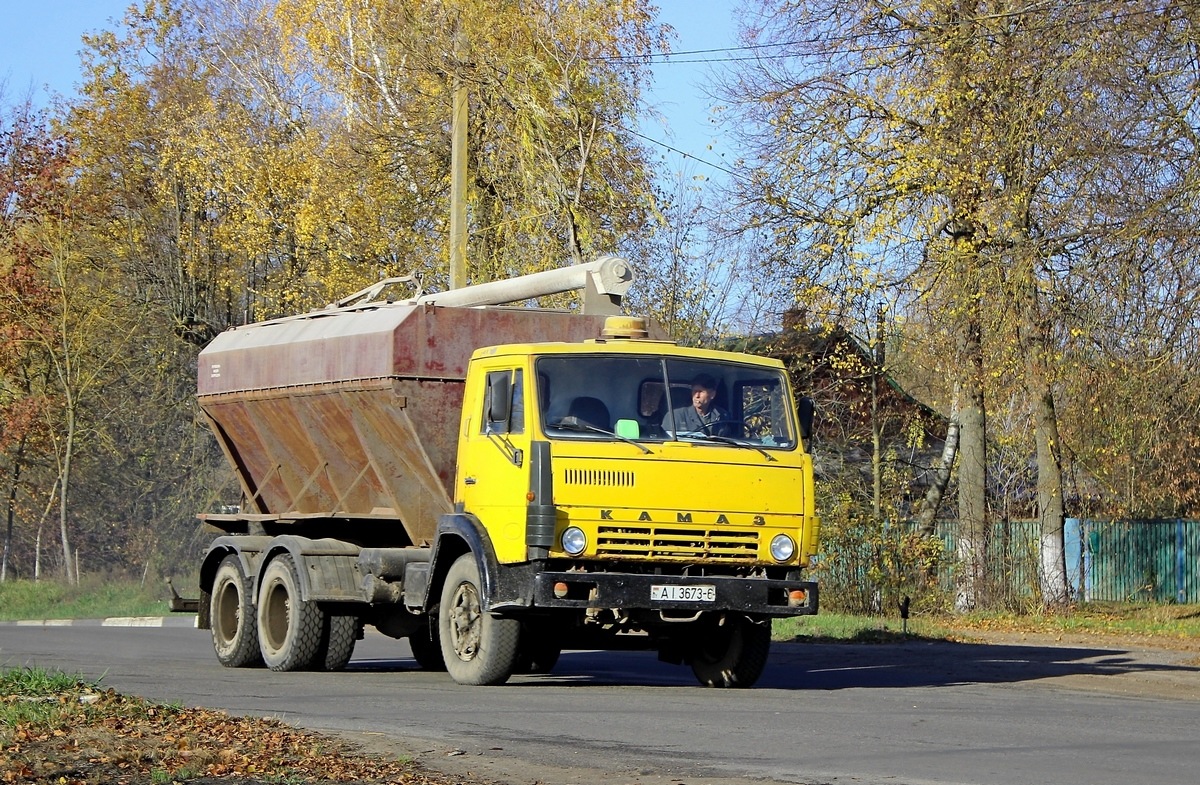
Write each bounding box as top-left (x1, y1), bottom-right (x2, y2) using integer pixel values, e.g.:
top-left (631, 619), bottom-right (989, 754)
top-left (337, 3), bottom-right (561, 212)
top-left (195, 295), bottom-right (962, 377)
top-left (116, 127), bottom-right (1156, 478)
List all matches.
top-left (872, 302), bottom-right (886, 524)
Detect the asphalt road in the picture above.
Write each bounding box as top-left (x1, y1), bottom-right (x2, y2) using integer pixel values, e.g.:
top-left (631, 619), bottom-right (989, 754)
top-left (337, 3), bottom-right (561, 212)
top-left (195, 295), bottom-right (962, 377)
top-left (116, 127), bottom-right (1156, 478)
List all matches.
top-left (3, 620), bottom-right (1200, 785)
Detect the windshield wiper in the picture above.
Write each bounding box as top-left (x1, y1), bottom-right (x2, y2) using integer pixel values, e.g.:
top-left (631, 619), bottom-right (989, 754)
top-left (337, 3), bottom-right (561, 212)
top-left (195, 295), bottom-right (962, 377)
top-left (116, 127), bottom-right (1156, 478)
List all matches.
top-left (679, 432), bottom-right (777, 461)
top-left (553, 417), bottom-right (652, 455)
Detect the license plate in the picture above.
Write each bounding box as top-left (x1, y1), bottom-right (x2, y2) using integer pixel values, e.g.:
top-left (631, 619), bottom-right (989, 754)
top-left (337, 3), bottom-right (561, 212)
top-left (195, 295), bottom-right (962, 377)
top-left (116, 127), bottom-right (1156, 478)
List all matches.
top-left (650, 584), bottom-right (716, 602)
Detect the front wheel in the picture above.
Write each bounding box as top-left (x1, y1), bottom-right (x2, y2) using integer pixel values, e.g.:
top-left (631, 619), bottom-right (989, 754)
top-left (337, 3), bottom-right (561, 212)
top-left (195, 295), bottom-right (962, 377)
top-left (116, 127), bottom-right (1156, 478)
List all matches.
top-left (690, 614), bottom-right (771, 688)
top-left (438, 554), bottom-right (520, 685)
top-left (210, 555), bottom-right (262, 668)
top-left (257, 554), bottom-right (324, 672)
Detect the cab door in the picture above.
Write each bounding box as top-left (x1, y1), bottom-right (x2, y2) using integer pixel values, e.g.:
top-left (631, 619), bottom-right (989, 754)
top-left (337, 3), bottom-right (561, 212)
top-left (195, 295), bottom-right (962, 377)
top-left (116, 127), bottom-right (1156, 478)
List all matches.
top-left (456, 365), bottom-right (531, 563)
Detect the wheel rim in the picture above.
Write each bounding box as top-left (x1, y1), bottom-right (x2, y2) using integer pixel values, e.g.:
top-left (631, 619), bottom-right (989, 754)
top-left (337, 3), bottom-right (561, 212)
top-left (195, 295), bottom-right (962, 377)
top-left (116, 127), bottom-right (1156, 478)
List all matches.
top-left (214, 579), bottom-right (241, 647)
top-left (263, 578), bottom-right (292, 652)
top-left (447, 580), bottom-right (482, 661)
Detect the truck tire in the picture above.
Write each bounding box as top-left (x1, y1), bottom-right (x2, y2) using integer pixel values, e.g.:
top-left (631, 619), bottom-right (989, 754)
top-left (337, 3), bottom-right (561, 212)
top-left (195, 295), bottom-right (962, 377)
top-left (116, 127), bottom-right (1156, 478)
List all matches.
top-left (314, 614), bottom-right (358, 671)
top-left (210, 555), bottom-right (262, 668)
top-left (408, 620), bottom-right (447, 671)
top-left (257, 553), bottom-right (324, 672)
top-left (690, 614), bottom-right (771, 688)
top-left (438, 553), bottom-right (520, 685)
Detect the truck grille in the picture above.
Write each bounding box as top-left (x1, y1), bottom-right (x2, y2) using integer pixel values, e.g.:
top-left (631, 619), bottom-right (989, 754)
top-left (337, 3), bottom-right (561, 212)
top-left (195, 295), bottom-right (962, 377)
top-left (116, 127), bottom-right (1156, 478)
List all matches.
top-left (563, 469), bottom-right (635, 488)
top-left (596, 525), bottom-right (759, 562)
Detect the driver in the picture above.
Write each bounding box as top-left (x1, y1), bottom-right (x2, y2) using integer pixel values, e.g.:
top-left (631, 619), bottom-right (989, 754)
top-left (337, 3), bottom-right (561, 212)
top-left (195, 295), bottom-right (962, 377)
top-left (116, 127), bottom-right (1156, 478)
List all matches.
top-left (663, 373), bottom-right (731, 436)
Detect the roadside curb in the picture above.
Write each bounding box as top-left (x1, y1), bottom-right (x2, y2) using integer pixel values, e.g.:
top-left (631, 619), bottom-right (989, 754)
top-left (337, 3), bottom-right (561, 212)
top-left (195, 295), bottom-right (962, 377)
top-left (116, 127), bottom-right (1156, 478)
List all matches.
top-left (1, 616), bottom-right (199, 628)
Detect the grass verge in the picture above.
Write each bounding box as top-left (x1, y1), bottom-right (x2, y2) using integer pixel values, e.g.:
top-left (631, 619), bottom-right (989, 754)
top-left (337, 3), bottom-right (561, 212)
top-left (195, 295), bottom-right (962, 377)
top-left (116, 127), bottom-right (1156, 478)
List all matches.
top-left (774, 603), bottom-right (1200, 647)
top-left (774, 613), bottom-right (950, 643)
top-left (0, 576), bottom-right (178, 622)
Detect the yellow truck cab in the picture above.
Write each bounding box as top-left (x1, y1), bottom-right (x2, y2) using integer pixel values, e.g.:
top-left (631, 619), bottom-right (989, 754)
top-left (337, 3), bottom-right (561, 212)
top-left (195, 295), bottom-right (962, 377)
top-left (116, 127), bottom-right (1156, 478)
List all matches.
top-left (431, 320), bottom-right (818, 685)
top-left (191, 259), bottom-right (818, 688)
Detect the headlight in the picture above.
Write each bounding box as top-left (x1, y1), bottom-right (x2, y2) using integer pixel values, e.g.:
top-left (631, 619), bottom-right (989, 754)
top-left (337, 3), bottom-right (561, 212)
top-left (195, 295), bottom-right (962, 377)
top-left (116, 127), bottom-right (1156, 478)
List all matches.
top-left (561, 526), bottom-right (587, 556)
top-left (770, 534), bottom-right (796, 562)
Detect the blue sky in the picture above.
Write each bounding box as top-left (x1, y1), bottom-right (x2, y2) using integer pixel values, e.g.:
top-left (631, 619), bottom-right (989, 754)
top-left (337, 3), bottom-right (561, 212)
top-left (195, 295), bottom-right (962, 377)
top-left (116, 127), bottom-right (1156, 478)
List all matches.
top-left (0, 1), bottom-right (130, 104)
top-left (0, 0), bottom-right (738, 176)
top-left (642, 0), bottom-right (741, 177)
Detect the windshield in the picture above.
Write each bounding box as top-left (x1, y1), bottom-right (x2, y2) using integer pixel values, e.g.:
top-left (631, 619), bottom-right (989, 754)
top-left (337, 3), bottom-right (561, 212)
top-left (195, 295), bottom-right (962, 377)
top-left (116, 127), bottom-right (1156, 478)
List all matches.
top-left (536, 355), bottom-right (797, 448)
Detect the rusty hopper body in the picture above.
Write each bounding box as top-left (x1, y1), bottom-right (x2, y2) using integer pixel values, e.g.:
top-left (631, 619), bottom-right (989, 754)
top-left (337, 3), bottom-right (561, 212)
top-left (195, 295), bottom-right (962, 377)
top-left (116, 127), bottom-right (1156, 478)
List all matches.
top-left (197, 303), bottom-right (615, 547)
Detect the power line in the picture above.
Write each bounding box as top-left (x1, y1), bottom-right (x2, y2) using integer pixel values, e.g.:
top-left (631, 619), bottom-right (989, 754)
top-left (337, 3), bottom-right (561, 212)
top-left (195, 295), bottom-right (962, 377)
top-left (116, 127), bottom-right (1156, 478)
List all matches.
top-left (592, 0), bottom-right (1198, 66)
top-left (621, 124), bottom-right (745, 179)
top-left (622, 1), bottom-right (1200, 178)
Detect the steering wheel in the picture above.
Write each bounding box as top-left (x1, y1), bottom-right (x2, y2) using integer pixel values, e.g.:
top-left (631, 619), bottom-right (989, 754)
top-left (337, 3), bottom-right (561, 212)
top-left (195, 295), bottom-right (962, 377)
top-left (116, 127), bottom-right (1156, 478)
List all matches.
top-left (700, 419), bottom-right (747, 437)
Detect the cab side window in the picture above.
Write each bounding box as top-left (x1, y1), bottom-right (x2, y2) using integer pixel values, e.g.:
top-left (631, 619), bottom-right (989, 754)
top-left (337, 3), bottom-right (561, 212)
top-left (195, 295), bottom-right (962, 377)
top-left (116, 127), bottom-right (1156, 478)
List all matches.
top-left (510, 370), bottom-right (525, 433)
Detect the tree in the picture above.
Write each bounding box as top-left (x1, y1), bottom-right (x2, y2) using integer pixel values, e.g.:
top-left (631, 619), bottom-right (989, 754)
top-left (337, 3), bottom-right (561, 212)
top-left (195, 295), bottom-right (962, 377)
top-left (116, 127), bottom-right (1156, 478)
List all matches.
top-left (31, 0), bottom-right (673, 582)
top-left (624, 164), bottom-right (757, 344)
top-left (718, 0), bottom-right (1200, 608)
top-left (275, 0), bottom-right (666, 285)
top-left (71, 1), bottom-right (668, 324)
top-left (1, 96), bottom-right (67, 581)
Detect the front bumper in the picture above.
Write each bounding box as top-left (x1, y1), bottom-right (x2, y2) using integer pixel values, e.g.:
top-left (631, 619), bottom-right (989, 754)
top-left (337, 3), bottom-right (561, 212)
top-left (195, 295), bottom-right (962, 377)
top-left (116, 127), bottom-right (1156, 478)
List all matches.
top-left (532, 570), bottom-right (818, 617)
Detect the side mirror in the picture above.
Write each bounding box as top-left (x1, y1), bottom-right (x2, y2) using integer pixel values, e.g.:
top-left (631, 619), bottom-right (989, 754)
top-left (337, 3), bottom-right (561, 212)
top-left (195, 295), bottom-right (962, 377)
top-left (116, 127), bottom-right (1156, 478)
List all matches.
top-left (798, 397), bottom-right (814, 442)
top-left (487, 373), bottom-right (511, 425)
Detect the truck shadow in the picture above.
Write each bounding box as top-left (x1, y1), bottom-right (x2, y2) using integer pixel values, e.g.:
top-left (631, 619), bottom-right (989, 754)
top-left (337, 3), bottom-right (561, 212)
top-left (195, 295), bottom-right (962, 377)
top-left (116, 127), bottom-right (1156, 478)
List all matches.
top-left (755, 639), bottom-right (1199, 691)
top-left (346, 638), bottom-right (1200, 693)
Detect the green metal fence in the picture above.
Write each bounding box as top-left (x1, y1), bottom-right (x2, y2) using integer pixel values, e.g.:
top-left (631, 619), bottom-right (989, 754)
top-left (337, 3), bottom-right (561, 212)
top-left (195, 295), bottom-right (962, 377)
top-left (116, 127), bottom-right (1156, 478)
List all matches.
top-left (934, 518), bottom-right (1200, 604)
top-left (815, 518), bottom-right (1200, 607)
top-left (1076, 519), bottom-right (1200, 603)
top-left (935, 519), bottom-right (1041, 602)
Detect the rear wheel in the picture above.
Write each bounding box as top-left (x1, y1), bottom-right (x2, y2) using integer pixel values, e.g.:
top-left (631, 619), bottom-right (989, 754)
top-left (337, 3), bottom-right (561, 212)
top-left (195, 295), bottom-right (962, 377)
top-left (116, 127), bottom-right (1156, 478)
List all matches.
top-left (438, 554), bottom-right (520, 685)
top-left (257, 554), bottom-right (324, 672)
top-left (210, 555), bottom-right (261, 668)
top-left (314, 614), bottom-right (358, 671)
top-left (690, 614), bottom-right (771, 688)
top-left (408, 619), bottom-right (446, 671)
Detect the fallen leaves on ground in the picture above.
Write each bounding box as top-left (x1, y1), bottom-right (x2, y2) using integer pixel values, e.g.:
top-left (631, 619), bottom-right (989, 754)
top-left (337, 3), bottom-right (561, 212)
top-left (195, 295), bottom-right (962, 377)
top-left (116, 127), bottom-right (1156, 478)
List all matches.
top-left (2, 679), bottom-right (439, 784)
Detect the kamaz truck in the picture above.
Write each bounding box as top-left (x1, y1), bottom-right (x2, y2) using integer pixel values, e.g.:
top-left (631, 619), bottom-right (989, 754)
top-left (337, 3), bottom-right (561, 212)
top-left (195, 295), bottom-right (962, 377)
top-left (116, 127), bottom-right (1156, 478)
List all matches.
top-left (191, 257), bottom-right (818, 686)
